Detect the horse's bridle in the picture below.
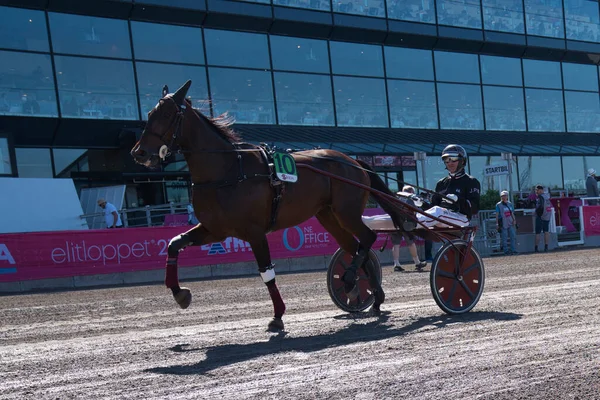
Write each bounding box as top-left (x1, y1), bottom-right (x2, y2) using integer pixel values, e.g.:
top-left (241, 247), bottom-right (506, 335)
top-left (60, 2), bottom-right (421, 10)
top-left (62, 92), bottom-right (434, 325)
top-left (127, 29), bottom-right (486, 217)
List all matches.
top-left (142, 96), bottom-right (186, 160)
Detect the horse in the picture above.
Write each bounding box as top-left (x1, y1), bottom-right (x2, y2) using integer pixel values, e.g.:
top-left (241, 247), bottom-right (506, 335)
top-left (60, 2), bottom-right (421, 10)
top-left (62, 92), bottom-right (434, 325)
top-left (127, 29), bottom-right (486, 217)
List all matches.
top-left (130, 80), bottom-right (408, 331)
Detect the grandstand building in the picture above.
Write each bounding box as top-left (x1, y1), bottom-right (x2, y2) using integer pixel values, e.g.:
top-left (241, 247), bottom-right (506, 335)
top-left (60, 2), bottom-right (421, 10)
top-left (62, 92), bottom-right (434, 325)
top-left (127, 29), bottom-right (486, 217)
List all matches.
top-left (2, 0), bottom-right (600, 206)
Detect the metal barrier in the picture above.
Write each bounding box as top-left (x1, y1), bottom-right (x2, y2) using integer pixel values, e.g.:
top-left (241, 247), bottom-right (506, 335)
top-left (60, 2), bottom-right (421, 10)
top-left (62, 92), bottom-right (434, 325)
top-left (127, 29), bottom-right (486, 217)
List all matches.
top-left (81, 202), bottom-right (189, 228)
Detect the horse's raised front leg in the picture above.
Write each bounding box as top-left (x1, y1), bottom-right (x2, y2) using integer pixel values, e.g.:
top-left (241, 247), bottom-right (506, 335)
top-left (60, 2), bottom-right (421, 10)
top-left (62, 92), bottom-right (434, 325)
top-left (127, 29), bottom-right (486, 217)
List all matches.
top-left (249, 235), bottom-right (286, 332)
top-left (166, 224), bottom-right (218, 309)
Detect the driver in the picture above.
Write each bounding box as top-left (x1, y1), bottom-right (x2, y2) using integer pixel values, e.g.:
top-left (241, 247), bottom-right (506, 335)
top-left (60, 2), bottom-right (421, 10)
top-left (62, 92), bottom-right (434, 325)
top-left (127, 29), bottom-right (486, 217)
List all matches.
top-left (417, 144), bottom-right (481, 228)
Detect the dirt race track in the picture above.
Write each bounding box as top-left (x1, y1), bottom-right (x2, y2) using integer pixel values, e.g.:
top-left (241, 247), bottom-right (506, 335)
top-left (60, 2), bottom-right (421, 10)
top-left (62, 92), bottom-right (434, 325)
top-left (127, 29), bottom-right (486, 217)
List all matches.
top-left (1, 248), bottom-right (600, 400)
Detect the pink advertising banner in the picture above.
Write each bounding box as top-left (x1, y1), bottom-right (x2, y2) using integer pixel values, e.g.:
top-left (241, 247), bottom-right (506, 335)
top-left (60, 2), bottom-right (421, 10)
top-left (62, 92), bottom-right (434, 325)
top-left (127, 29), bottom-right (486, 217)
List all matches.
top-left (582, 206), bottom-right (600, 236)
top-left (0, 209), bottom-right (414, 283)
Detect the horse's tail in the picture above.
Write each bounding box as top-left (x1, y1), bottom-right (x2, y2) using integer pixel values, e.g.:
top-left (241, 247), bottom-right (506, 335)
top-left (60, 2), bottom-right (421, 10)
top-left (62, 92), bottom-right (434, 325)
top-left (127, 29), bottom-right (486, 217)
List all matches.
top-left (356, 160), bottom-right (407, 230)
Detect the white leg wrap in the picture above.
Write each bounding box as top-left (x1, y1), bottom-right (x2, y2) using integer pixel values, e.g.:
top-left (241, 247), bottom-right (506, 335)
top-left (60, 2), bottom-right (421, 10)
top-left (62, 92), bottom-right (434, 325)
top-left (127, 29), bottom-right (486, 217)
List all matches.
top-left (260, 268), bottom-right (276, 283)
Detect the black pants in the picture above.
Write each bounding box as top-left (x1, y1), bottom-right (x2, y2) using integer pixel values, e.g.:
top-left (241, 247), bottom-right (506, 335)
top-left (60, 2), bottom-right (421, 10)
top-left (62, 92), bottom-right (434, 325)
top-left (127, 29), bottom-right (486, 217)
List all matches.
top-left (424, 240), bottom-right (433, 259)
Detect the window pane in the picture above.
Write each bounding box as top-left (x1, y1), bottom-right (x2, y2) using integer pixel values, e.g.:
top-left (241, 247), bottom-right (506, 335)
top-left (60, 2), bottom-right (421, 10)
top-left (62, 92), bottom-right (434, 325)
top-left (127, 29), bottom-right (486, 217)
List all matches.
top-left (332, 0), bottom-right (385, 17)
top-left (481, 55), bottom-right (523, 86)
top-left (0, 6), bottom-right (49, 51)
top-left (434, 51), bottom-right (480, 84)
top-left (274, 72), bottom-right (334, 126)
top-left (387, 0), bottom-right (435, 23)
top-left (482, 0), bottom-right (525, 33)
top-left (437, 0), bottom-right (482, 29)
top-left (209, 67), bottom-right (274, 124)
top-left (49, 13), bottom-right (131, 58)
top-left (437, 83), bottom-right (483, 130)
top-left (55, 56), bottom-right (138, 120)
top-left (562, 62), bottom-right (598, 92)
top-left (0, 51), bottom-right (58, 117)
top-left (562, 156), bottom-right (585, 191)
top-left (523, 59), bottom-right (562, 89)
top-left (525, 88), bottom-right (565, 132)
top-left (204, 29), bottom-right (269, 69)
top-left (483, 86), bottom-right (526, 131)
top-left (136, 62), bottom-right (209, 120)
top-left (131, 22), bottom-right (204, 64)
top-left (564, 0), bottom-right (600, 42)
top-left (565, 91), bottom-right (600, 133)
top-left (273, 0), bottom-right (331, 11)
top-left (385, 47), bottom-right (434, 80)
top-left (330, 42), bottom-right (384, 77)
top-left (517, 156), bottom-right (562, 190)
top-left (388, 80), bottom-right (438, 128)
top-left (333, 76), bottom-right (388, 127)
top-left (0, 138), bottom-right (11, 175)
top-left (270, 36), bottom-right (330, 73)
top-left (53, 148), bottom-right (87, 177)
top-left (16, 148), bottom-right (53, 178)
top-left (524, 0), bottom-right (564, 38)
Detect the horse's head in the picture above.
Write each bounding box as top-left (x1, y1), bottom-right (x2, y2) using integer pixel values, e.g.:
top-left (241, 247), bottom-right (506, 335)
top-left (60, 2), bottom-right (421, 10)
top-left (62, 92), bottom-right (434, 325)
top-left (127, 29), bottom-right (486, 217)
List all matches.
top-left (131, 80), bottom-right (192, 168)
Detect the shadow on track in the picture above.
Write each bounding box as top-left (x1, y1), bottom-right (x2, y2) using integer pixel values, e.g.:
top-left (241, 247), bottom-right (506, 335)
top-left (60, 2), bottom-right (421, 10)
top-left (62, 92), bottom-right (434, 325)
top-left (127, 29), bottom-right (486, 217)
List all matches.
top-left (146, 311), bottom-right (521, 375)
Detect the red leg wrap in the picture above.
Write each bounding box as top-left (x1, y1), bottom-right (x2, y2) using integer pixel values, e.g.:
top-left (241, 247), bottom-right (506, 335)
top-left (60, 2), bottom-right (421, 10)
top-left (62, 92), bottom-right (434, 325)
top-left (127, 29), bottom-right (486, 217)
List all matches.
top-left (165, 258), bottom-right (179, 288)
top-left (266, 279), bottom-right (286, 319)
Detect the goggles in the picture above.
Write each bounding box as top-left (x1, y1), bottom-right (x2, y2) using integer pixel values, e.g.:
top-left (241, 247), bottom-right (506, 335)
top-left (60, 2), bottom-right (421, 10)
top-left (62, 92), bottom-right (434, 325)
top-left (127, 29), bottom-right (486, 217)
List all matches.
top-left (443, 156), bottom-right (461, 162)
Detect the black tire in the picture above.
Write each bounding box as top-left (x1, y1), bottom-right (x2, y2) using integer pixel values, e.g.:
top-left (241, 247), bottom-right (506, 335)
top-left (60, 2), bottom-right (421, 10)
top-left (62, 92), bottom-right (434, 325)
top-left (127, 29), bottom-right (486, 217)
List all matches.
top-left (430, 240), bottom-right (485, 314)
top-left (327, 248), bottom-right (382, 312)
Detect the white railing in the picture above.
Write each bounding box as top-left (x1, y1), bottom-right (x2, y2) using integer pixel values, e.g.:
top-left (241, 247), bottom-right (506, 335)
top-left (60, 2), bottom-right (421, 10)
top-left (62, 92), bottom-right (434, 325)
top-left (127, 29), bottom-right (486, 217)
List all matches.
top-left (81, 202), bottom-right (189, 229)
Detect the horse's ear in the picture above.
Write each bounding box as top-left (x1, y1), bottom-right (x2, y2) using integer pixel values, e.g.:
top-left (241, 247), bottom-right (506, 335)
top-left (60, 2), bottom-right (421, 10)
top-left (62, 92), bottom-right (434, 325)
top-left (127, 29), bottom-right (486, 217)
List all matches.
top-left (172, 80), bottom-right (192, 106)
top-left (162, 85), bottom-right (169, 98)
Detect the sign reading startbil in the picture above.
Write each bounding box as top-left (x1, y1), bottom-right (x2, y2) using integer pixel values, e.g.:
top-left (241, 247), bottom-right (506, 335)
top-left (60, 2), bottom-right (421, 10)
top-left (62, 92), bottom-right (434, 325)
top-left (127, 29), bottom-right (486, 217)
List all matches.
top-left (484, 162), bottom-right (509, 177)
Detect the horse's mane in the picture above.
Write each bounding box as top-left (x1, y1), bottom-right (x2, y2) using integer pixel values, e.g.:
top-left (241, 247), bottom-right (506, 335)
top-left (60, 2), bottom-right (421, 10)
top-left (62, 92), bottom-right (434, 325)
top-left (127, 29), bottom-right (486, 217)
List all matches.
top-left (191, 107), bottom-right (242, 144)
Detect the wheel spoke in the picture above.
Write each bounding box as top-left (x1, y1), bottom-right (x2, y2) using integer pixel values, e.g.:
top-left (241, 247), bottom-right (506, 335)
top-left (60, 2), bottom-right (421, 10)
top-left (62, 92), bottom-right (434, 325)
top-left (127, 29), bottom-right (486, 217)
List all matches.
top-left (462, 261), bottom-right (480, 275)
top-left (436, 269), bottom-right (455, 279)
top-left (458, 279), bottom-right (475, 299)
top-left (446, 280), bottom-right (458, 303)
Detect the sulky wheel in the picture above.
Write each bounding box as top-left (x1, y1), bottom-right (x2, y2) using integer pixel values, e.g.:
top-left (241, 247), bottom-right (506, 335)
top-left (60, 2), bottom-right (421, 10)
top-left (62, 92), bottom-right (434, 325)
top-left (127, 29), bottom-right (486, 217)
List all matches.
top-left (430, 240), bottom-right (485, 315)
top-left (327, 248), bottom-right (382, 313)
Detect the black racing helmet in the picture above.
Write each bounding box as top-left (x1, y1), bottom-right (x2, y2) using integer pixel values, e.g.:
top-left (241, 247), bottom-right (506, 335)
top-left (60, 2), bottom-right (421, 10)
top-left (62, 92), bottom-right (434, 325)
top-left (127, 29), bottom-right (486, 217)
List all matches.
top-left (441, 144), bottom-right (467, 168)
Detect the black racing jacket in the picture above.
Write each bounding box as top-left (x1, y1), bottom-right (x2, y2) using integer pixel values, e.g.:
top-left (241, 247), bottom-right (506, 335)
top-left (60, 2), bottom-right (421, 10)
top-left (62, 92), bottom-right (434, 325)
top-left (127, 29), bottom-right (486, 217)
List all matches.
top-left (431, 172), bottom-right (481, 220)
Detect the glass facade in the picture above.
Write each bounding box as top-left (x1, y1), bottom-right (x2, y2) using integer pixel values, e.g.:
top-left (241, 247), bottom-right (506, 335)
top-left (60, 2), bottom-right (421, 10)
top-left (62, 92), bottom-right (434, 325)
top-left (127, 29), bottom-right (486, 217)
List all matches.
top-left (1, 2), bottom-right (600, 195)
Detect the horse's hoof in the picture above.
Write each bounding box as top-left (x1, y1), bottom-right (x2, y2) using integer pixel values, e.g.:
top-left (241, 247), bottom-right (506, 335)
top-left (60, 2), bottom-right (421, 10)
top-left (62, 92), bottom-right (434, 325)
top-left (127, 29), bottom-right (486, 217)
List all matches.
top-left (345, 284), bottom-right (359, 301)
top-left (267, 317), bottom-right (284, 332)
top-left (370, 304), bottom-right (381, 316)
top-left (174, 287), bottom-right (192, 309)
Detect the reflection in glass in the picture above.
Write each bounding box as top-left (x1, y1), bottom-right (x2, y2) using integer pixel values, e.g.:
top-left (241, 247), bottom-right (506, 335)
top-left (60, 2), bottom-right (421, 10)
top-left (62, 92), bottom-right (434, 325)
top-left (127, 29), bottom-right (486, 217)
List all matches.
top-left (0, 6), bottom-right (49, 51)
top-left (333, 76), bottom-right (388, 127)
top-left (481, 55), bottom-right (523, 86)
top-left (564, 0), bottom-right (600, 43)
top-left (562, 62), bottom-right (598, 92)
top-left (136, 62), bottom-right (209, 120)
top-left (209, 67), bottom-right (275, 124)
top-left (525, 88), bottom-right (565, 132)
top-left (434, 51), bottom-right (480, 84)
top-left (204, 29), bottom-right (269, 69)
top-left (274, 72), bottom-right (334, 126)
top-left (483, 86), bottom-right (525, 131)
top-left (524, 0), bottom-right (564, 38)
top-left (53, 148), bottom-right (87, 177)
top-left (387, 0), bottom-right (435, 23)
top-left (273, 0), bottom-right (330, 11)
top-left (55, 56), bottom-right (138, 120)
top-left (131, 22), bottom-right (204, 64)
top-left (0, 138), bottom-right (11, 175)
top-left (387, 80), bottom-right (438, 128)
top-left (523, 59), bottom-right (562, 89)
top-left (0, 51), bottom-right (58, 117)
top-left (332, 0), bottom-right (385, 18)
top-left (437, 0), bottom-right (482, 29)
top-left (330, 42), bottom-right (384, 77)
top-left (565, 91), bottom-right (600, 133)
top-left (385, 47), bottom-right (434, 80)
top-left (16, 148), bottom-right (53, 178)
top-left (562, 156), bottom-right (586, 191)
top-left (482, 0), bottom-right (525, 33)
top-left (270, 36), bottom-right (330, 73)
top-left (517, 156), bottom-right (562, 190)
top-left (437, 83), bottom-right (483, 130)
top-left (49, 13), bottom-right (131, 58)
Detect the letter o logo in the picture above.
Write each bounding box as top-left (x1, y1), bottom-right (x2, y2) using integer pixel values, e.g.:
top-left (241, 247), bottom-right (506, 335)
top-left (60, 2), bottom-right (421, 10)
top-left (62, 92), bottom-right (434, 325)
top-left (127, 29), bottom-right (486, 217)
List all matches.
top-left (282, 226), bottom-right (304, 251)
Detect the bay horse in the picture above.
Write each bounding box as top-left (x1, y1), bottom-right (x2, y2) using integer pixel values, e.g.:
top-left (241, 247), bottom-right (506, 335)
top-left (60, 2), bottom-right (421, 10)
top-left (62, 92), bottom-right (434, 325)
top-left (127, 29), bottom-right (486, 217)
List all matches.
top-left (130, 80), bottom-right (408, 331)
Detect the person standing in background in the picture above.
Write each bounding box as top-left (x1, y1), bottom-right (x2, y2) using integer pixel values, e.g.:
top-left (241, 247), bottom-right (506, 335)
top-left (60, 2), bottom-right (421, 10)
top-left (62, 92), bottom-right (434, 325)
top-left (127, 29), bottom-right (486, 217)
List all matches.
top-left (496, 190), bottom-right (518, 255)
top-left (585, 168), bottom-right (600, 205)
top-left (534, 185), bottom-right (551, 252)
top-left (97, 198), bottom-right (123, 229)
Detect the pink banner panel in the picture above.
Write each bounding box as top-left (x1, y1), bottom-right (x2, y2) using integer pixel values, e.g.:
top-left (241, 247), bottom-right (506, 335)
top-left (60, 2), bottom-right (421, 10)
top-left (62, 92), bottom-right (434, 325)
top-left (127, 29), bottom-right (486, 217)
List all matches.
top-left (0, 209), bottom-right (417, 283)
top-left (582, 206), bottom-right (600, 236)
